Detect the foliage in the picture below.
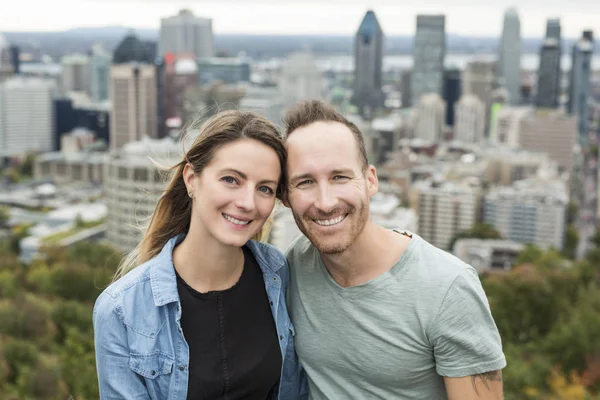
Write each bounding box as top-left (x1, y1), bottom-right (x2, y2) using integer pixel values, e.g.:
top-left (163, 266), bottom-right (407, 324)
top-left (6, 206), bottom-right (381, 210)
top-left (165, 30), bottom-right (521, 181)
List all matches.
top-left (0, 207), bottom-right (9, 228)
top-left (0, 239), bottom-right (120, 399)
top-left (448, 222), bottom-right (502, 250)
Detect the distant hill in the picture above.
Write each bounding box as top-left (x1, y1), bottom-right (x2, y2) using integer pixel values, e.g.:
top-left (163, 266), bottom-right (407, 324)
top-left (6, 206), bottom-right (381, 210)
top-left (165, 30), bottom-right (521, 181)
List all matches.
top-left (2, 27), bottom-right (597, 60)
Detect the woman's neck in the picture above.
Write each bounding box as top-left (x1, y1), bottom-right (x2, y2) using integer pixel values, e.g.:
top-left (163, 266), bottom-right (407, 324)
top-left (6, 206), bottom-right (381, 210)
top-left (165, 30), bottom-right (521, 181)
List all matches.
top-left (172, 224), bottom-right (244, 293)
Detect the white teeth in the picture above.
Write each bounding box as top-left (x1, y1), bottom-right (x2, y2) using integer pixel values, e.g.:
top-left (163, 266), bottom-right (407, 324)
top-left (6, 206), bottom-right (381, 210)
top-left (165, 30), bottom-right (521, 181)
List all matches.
top-left (314, 215), bottom-right (345, 226)
top-left (223, 214), bottom-right (250, 225)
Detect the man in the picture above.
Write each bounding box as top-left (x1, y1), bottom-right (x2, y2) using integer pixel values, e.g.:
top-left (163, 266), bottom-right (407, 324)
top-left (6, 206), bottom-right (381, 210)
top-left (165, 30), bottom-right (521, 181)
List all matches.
top-left (282, 100), bottom-right (506, 400)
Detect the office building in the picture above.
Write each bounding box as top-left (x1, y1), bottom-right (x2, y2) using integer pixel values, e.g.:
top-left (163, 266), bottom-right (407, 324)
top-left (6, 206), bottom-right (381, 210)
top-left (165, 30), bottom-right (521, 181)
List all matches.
top-left (443, 68), bottom-right (461, 126)
top-left (9, 45), bottom-right (20, 74)
top-left (567, 31), bottom-right (594, 138)
top-left (113, 32), bottom-right (156, 64)
top-left (54, 97), bottom-right (110, 151)
top-left (519, 110), bottom-right (577, 173)
top-left (90, 45), bottom-right (111, 102)
top-left (159, 9), bottom-right (213, 58)
top-left (198, 57), bottom-right (251, 85)
top-left (489, 106), bottom-right (532, 147)
top-left (163, 54), bottom-right (199, 125)
top-left (34, 151), bottom-right (105, 184)
top-left (462, 60), bottom-right (496, 132)
top-left (0, 77), bottom-right (56, 157)
top-left (498, 8), bottom-right (521, 105)
top-left (536, 19), bottom-right (562, 108)
top-left (240, 86), bottom-right (284, 125)
top-left (352, 10), bottom-right (385, 117)
top-left (0, 34), bottom-right (14, 83)
top-left (414, 180), bottom-right (479, 250)
top-left (280, 51), bottom-right (323, 108)
top-left (401, 70), bottom-right (412, 108)
top-left (61, 54), bottom-right (91, 94)
top-left (414, 93), bottom-right (446, 143)
top-left (484, 179), bottom-right (567, 249)
top-left (104, 136), bottom-right (181, 252)
top-left (411, 15), bottom-right (446, 106)
top-left (454, 95), bottom-right (486, 144)
top-left (109, 64), bottom-right (157, 150)
top-left (452, 238), bottom-right (524, 273)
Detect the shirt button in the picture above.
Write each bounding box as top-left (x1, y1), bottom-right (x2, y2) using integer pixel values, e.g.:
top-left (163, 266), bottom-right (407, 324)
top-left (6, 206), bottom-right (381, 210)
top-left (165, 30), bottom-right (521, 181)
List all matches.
top-left (270, 301), bottom-right (273, 306)
top-left (179, 365), bottom-right (185, 371)
top-left (273, 276), bottom-right (278, 281)
top-left (150, 370), bottom-right (156, 376)
top-left (279, 335), bottom-right (284, 340)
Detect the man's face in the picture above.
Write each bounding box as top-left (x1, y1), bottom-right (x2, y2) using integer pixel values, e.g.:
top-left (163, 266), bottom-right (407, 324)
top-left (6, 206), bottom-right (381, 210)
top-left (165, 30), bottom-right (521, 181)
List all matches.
top-left (285, 121), bottom-right (377, 255)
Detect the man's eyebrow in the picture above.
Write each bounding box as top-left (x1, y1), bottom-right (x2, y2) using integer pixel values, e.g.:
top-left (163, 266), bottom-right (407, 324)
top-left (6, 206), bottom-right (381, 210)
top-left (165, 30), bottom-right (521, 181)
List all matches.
top-left (289, 173), bottom-right (313, 184)
top-left (331, 168), bottom-right (355, 176)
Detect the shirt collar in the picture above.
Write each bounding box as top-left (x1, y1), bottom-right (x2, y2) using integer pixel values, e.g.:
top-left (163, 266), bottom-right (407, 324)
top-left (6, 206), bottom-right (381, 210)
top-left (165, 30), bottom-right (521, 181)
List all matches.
top-left (149, 235), bottom-right (284, 307)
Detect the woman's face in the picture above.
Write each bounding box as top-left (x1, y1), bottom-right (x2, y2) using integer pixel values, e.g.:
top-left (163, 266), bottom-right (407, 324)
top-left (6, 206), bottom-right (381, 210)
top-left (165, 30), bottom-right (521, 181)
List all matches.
top-left (186, 138), bottom-right (282, 248)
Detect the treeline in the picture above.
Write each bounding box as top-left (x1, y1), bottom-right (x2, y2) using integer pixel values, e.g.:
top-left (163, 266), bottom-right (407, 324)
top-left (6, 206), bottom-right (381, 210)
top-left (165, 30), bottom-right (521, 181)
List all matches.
top-left (0, 230), bottom-right (600, 398)
top-left (0, 240), bottom-right (120, 399)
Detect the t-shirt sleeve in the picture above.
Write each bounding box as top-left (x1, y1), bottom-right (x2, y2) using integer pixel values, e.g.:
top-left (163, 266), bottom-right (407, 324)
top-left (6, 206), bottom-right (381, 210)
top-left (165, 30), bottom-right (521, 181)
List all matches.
top-left (429, 268), bottom-right (507, 378)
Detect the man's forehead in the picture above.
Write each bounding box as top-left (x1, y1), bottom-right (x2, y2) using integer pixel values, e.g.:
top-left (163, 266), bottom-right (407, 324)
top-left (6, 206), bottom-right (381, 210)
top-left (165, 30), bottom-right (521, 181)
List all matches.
top-left (287, 121), bottom-right (354, 144)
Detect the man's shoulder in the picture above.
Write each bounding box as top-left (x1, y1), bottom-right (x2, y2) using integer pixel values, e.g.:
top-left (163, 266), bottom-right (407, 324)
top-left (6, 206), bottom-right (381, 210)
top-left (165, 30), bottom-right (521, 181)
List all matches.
top-left (409, 234), bottom-right (477, 284)
top-left (285, 234), bottom-right (315, 261)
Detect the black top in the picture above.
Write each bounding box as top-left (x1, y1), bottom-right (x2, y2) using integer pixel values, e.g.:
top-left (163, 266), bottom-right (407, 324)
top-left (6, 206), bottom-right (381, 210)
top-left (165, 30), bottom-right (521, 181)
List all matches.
top-left (176, 246), bottom-right (282, 400)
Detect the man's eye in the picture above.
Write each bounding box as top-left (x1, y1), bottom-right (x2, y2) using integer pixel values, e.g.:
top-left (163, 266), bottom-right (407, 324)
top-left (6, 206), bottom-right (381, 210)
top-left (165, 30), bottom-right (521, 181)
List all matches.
top-left (297, 180), bottom-right (313, 186)
top-left (333, 175), bottom-right (349, 180)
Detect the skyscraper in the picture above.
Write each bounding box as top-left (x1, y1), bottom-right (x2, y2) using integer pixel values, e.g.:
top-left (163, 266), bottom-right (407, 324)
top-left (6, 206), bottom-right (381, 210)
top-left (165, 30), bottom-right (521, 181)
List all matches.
top-left (454, 95), bottom-right (486, 144)
top-left (411, 15), bottom-right (446, 107)
top-left (280, 51), bottom-right (323, 108)
top-left (90, 45), bottom-right (111, 103)
top-left (351, 10), bottom-right (384, 118)
top-left (113, 32), bottom-right (156, 65)
top-left (536, 19), bottom-right (562, 108)
top-left (0, 34), bottom-right (14, 83)
top-left (0, 77), bottom-right (57, 156)
top-left (498, 8), bottom-right (521, 105)
top-left (568, 31), bottom-right (594, 137)
top-left (414, 93), bottom-right (446, 143)
top-left (443, 68), bottom-right (461, 126)
top-left (159, 9), bottom-right (213, 58)
top-left (61, 54), bottom-right (91, 94)
top-left (109, 64), bottom-right (157, 150)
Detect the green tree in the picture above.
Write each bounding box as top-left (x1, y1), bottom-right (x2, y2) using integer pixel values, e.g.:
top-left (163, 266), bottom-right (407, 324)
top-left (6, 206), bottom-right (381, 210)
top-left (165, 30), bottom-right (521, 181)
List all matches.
top-left (18, 153), bottom-right (36, 178)
top-left (0, 206), bottom-right (9, 228)
top-left (563, 225), bottom-right (580, 260)
top-left (448, 222), bottom-right (502, 250)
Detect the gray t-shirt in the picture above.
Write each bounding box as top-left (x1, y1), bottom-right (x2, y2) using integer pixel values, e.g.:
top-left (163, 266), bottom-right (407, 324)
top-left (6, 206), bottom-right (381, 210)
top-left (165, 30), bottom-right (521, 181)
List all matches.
top-left (286, 231), bottom-right (506, 400)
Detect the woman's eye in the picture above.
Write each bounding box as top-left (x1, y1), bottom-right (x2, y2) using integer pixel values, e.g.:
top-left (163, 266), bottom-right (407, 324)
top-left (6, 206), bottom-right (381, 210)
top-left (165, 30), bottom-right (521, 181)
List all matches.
top-left (222, 176), bottom-right (237, 184)
top-left (258, 186), bottom-right (275, 195)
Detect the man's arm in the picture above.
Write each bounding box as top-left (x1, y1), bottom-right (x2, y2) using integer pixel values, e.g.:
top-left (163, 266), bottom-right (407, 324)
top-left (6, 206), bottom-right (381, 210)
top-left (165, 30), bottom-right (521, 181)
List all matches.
top-left (444, 370), bottom-right (503, 400)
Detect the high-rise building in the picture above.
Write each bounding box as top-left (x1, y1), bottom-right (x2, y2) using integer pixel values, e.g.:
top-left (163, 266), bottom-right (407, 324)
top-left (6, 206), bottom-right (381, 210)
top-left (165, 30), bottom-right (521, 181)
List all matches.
top-left (484, 179), bottom-right (567, 249)
top-left (411, 15), bottom-right (446, 106)
top-left (401, 70), bottom-right (412, 108)
top-left (462, 60), bottom-right (496, 132)
top-left (113, 32), bottom-right (156, 65)
top-left (104, 136), bottom-right (181, 252)
top-left (443, 68), bottom-right (461, 126)
top-left (198, 57), bottom-right (251, 85)
top-left (0, 34), bottom-right (14, 83)
top-left (489, 106), bottom-right (532, 147)
top-left (109, 64), bottom-right (157, 150)
top-left (536, 19), bottom-right (562, 108)
top-left (163, 54), bottom-right (199, 125)
top-left (159, 9), bottom-right (213, 58)
top-left (567, 31), bottom-right (594, 138)
top-left (0, 77), bottom-right (56, 156)
top-left (413, 93), bottom-right (446, 143)
top-left (280, 51), bottom-right (323, 108)
top-left (498, 8), bottom-right (521, 105)
top-left (90, 45), bottom-right (111, 102)
top-left (519, 110), bottom-right (577, 173)
top-left (454, 95), bottom-right (485, 144)
top-left (54, 97), bottom-right (110, 151)
top-left (9, 46), bottom-right (20, 74)
top-left (352, 10), bottom-right (384, 117)
top-left (414, 180), bottom-right (478, 250)
top-left (61, 54), bottom-right (91, 94)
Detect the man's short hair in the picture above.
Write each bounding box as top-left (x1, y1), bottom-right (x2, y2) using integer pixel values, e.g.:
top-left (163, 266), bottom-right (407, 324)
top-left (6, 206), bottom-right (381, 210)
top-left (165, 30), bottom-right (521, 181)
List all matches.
top-left (283, 100), bottom-right (369, 171)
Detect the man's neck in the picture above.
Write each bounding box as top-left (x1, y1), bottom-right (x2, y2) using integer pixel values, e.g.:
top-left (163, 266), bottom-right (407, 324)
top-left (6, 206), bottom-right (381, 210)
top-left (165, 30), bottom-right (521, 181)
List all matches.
top-left (320, 224), bottom-right (411, 288)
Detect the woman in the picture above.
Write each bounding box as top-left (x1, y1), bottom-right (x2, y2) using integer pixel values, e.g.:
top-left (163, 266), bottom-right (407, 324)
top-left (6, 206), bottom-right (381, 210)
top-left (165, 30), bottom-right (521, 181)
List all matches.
top-left (93, 111), bottom-right (305, 399)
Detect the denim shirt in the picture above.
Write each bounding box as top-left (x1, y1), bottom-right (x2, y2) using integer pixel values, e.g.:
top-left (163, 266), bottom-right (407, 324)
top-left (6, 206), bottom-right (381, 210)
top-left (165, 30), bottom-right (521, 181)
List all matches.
top-left (93, 235), bottom-right (307, 400)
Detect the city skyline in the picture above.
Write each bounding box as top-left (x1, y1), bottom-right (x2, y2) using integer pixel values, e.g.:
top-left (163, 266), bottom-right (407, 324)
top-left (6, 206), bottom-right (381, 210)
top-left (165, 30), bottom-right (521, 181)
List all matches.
top-left (1, 0), bottom-right (598, 38)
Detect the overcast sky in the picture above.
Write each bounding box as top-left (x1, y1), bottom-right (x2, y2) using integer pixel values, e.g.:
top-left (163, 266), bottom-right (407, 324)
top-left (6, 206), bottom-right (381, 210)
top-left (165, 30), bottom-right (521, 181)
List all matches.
top-left (1, 0), bottom-right (598, 38)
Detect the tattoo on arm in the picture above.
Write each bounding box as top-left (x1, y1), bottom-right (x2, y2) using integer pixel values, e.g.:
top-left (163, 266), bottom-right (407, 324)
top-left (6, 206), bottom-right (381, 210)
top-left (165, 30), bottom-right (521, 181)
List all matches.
top-left (471, 370), bottom-right (502, 396)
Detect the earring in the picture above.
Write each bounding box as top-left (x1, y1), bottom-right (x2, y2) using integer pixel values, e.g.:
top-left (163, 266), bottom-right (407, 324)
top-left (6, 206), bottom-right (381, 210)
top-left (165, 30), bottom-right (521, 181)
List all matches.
top-left (188, 191), bottom-right (193, 198)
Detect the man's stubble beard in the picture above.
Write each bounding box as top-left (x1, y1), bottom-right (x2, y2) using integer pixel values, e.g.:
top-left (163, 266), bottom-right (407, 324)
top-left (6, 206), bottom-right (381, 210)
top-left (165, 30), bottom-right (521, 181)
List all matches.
top-left (292, 199), bottom-right (369, 255)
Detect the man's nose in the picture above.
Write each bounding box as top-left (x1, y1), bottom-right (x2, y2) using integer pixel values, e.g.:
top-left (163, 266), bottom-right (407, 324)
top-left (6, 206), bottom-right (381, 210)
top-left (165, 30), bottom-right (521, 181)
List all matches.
top-left (314, 184), bottom-right (337, 212)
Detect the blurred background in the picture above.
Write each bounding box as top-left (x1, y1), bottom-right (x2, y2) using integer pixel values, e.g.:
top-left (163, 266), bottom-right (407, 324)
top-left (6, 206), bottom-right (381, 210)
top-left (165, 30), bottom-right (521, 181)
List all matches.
top-left (1, 0), bottom-right (600, 398)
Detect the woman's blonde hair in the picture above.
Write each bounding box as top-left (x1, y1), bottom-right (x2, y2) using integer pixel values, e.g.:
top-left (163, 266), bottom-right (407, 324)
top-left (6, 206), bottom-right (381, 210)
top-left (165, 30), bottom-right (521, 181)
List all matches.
top-left (113, 110), bottom-right (286, 280)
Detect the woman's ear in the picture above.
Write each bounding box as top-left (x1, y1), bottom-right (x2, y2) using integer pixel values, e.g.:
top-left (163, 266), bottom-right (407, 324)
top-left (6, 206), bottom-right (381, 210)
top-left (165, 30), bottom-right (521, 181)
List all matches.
top-left (183, 163), bottom-right (196, 195)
